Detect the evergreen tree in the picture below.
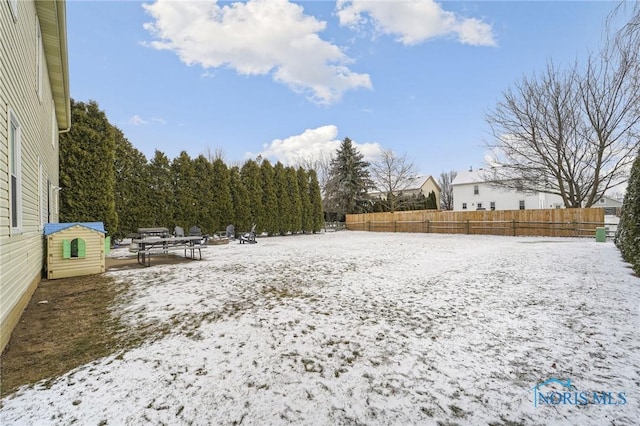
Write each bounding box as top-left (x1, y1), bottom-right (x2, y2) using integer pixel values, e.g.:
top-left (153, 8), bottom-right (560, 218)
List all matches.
top-left (273, 162), bottom-right (291, 235)
top-left (229, 166), bottom-right (251, 234)
top-left (241, 159), bottom-right (264, 233)
top-left (427, 191), bottom-right (438, 210)
top-left (193, 155), bottom-right (215, 233)
top-left (324, 137), bottom-right (373, 220)
top-left (171, 151), bottom-right (197, 229)
top-left (148, 150), bottom-right (174, 229)
top-left (261, 160), bottom-right (279, 235)
top-left (615, 150), bottom-right (640, 274)
top-left (308, 169), bottom-right (324, 232)
top-left (297, 167), bottom-right (312, 233)
top-left (59, 99), bottom-right (117, 234)
top-left (287, 166), bottom-right (302, 233)
top-left (113, 128), bottom-right (150, 238)
top-left (211, 158), bottom-right (234, 233)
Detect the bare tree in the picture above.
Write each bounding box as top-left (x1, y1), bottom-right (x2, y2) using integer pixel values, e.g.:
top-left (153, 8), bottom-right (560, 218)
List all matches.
top-left (369, 149), bottom-right (417, 212)
top-left (438, 170), bottom-right (457, 210)
top-left (485, 16), bottom-right (640, 208)
top-left (202, 146), bottom-right (225, 163)
top-left (291, 151), bottom-right (334, 195)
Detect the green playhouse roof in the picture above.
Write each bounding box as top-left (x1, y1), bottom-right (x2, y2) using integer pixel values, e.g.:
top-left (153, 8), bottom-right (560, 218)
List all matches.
top-left (44, 222), bottom-right (106, 236)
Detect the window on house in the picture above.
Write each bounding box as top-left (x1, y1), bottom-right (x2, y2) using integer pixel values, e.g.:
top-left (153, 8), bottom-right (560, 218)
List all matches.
top-left (63, 238), bottom-right (87, 259)
top-left (462, 202), bottom-right (467, 210)
top-left (473, 185), bottom-right (479, 195)
top-left (490, 202), bottom-right (496, 211)
top-left (477, 202), bottom-right (483, 210)
top-left (519, 200), bottom-right (525, 210)
top-left (9, 110), bottom-right (22, 231)
top-left (600, 198), bottom-right (605, 204)
top-left (36, 18), bottom-right (44, 101)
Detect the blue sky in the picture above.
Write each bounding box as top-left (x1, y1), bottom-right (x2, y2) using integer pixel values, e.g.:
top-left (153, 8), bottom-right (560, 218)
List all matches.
top-left (66, 0), bottom-right (628, 175)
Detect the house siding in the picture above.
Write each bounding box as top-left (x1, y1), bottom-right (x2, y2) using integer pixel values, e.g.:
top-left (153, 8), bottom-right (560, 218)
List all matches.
top-left (453, 183), bottom-right (566, 212)
top-left (1, 0), bottom-right (63, 352)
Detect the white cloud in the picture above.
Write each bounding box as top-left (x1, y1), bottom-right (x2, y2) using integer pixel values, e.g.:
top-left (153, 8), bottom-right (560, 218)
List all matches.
top-left (128, 115), bottom-right (166, 126)
top-left (249, 125), bottom-right (383, 165)
top-left (142, 0), bottom-right (372, 104)
top-left (129, 115), bottom-right (148, 125)
top-left (336, 0), bottom-right (496, 47)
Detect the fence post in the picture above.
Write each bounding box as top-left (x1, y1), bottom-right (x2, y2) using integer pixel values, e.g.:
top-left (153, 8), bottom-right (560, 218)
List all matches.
top-left (394, 221), bottom-right (397, 233)
top-left (512, 220), bottom-right (516, 237)
top-left (427, 220), bottom-right (430, 234)
top-left (466, 220), bottom-right (470, 234)
top-left (367, 221), bottom-right (371, 232)
top-left (573, 221), bottom-right (577, 237)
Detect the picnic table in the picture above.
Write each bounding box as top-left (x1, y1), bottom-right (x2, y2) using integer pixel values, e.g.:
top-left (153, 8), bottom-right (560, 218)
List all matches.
top-left (132, 235), bottom-right (206, 267)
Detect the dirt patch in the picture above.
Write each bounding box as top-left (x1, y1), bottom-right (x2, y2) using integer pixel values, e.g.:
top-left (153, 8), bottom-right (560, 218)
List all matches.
top-left (0, 255), bottom-right (192, 398)
top-left (106, 253), bottom-right (194, 271)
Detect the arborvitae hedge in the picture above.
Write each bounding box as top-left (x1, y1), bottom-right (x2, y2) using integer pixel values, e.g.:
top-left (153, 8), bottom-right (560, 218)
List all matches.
top-left (615, 150), bottom-right (640, 275)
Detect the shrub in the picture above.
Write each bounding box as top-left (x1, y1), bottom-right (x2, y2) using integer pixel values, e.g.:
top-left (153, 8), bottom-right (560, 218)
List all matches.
top-left (615, 149), bottom-right (640, 275)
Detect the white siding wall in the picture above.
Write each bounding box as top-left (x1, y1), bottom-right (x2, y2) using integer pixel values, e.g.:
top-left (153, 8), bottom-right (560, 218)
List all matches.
top-left (1, 0), bottom-right (61, 350)
top-left (453, 183), bottom-right (566, 211)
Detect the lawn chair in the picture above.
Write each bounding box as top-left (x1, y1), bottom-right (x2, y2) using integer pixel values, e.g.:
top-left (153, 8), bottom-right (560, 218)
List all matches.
top-left (189, 226), bottom-right (208, 245)
top-left (239, 224), bottom-right (257, 244)
top-left (226, 224), bottom-right (235, 239)
top-left (174, 226), bottom-right (185, 238)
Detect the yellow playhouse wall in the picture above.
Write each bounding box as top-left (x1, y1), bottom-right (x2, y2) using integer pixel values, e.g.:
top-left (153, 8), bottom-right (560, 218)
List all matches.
top-left (47, 226), bottom-right (105, 279)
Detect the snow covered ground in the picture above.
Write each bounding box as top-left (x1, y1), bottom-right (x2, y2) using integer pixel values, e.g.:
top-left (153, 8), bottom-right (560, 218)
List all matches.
top-left (2, 232), bottom-right (639, 425)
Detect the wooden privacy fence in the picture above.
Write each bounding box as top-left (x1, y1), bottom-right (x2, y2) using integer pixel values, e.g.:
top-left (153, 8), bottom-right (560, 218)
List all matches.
top-left (345, 208), bottom-right (605, 238)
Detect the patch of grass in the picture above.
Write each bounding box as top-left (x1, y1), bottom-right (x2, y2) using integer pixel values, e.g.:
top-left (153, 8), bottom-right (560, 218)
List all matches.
top-left (0, 274), bottom-right (137, 397)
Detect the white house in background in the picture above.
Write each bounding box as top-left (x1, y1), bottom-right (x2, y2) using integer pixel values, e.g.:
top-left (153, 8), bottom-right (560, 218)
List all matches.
top-left (370, 175), bottom-right (441, 208)
top-left (452, 169), bottom-right (566, 211)
top-left (1, 0), bottom-right (70, 352)
top-left (593, 195), bottom-right (623, 215)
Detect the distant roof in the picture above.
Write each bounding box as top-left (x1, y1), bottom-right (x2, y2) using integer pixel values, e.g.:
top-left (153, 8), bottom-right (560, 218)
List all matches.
top-left (452, 169), bottom-right (493, 185)
top-left (404, 175), bottom-right (440, 191)
top-left (44, 222), bottom-right (106, 236)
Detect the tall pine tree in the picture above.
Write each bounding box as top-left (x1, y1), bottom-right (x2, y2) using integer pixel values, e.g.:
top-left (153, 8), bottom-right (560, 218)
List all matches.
top-left (193, 155), bottom-right (215, 233)
top-left (171, 151), bottom-right (197, 230)
top-left (324, 137), bottom-right (373, 220)
top-left (297, 167), bottom-right (312, 233)
top-left (261, 160), bottom-right (279, 235)
top-left (59, 99), bottom-right (118, 234)
top-left (241, 159), bottom-right (264, 233)
top-left (615, 149), bottom-right (640, 274)
top-left (113, 128), bottom-right (150, 238)
top-left (287, 166), bottom-right (302, 233)
top-left (308, 169), bottom-right (324, 232)
top-left (211, 158), bottom-right (234, 233)
top-left (148, 150), bottom-right (174, 229)
top-left (229, 166), bottom-right (251, 234)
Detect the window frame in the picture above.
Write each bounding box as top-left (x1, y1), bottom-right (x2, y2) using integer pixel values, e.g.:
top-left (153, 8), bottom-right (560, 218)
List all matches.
top-left (9, 109), bottom-right (22, 234)
top-left (519, 200), bottom-right (525, 210)
top-left (473, 185), bottom-right (479, 195)
top-left (490, 201), bottom-right (496, 211)
top-left (462, 202), bottom-right (467, 210)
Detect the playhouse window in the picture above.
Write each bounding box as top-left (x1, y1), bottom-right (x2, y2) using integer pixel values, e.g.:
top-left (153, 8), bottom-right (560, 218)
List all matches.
top-left (63, 238), bottom-right (86, 259)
